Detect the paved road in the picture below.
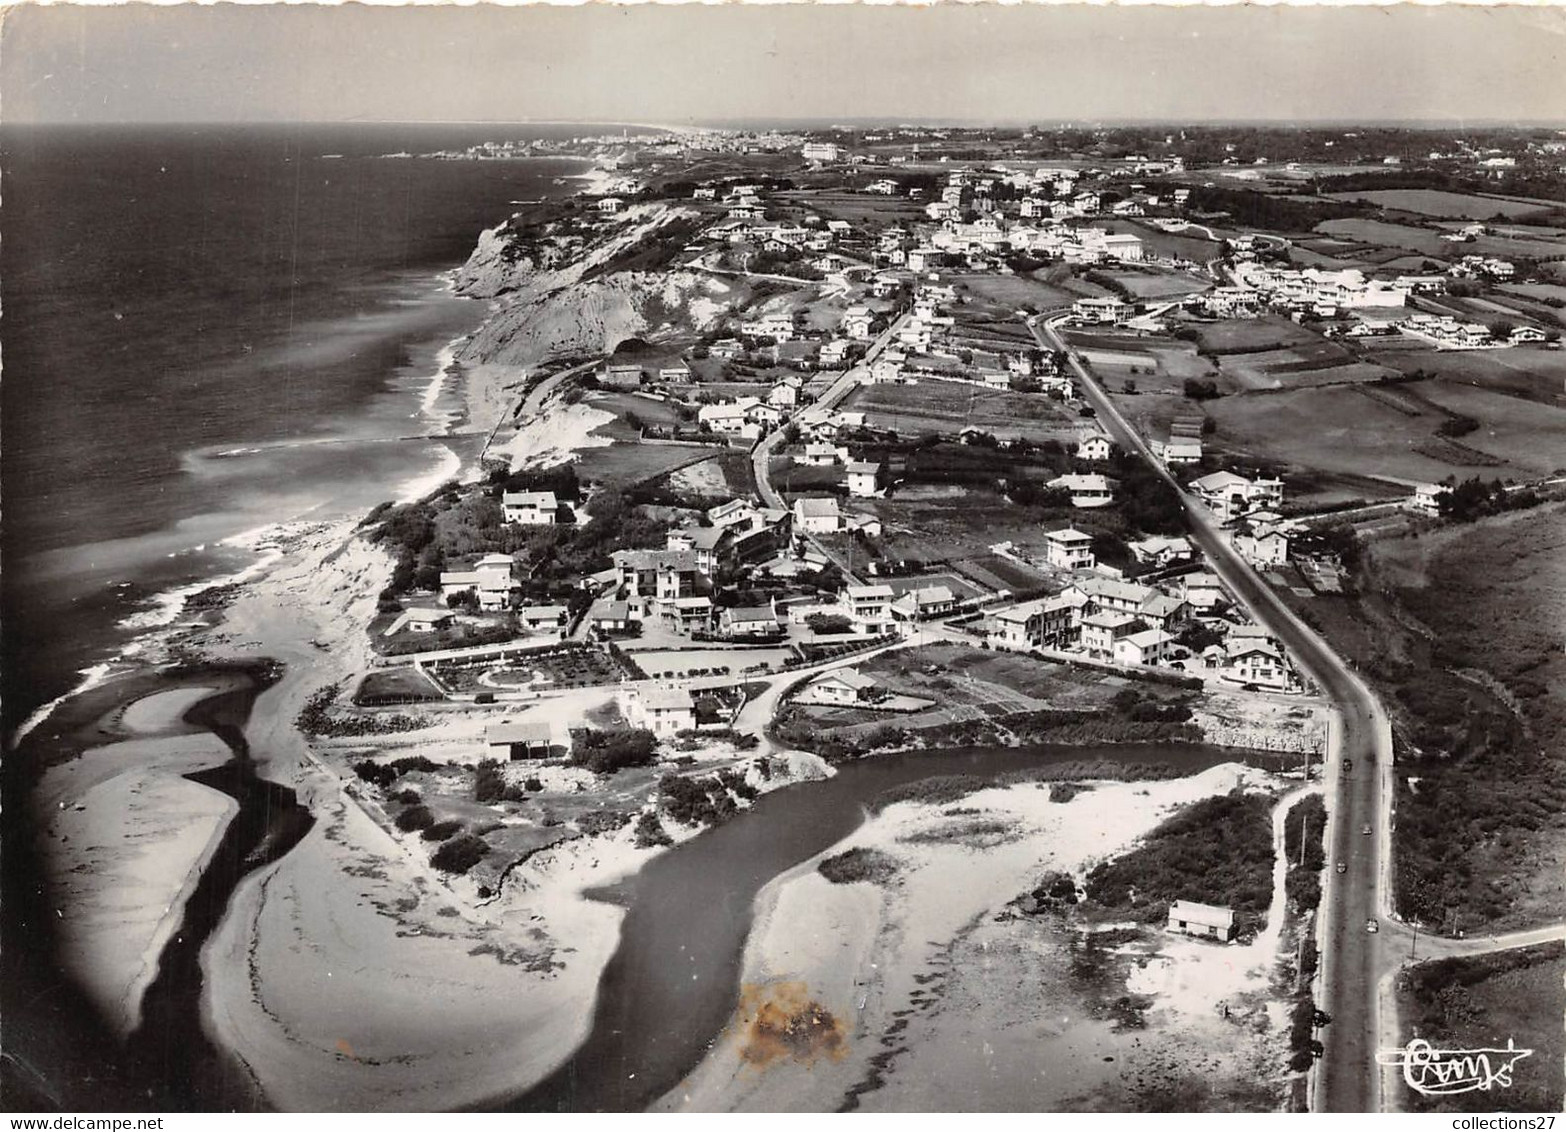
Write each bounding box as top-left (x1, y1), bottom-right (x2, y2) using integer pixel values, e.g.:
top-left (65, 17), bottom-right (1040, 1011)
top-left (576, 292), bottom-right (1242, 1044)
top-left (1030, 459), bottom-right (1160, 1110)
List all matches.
top-left (751, 313), bottom-right (909, 583)
top-left (1033, 313), bottom-right (1395, 1112)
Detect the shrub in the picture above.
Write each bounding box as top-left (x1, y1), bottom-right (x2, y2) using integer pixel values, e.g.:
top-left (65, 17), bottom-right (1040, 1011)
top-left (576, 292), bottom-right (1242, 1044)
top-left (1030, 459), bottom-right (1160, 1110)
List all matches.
top-left (395, 788), bottom-right (422, 805)
top-left (430, 834), bottom-right (489, 874)
top-left (578, 809), bottom-right (632, 836)
top-left (474, 758), bottom-right (507, 803)
top-left (524, 777), bottom-right (544, 792)
top-left (571, 727), bottom-right (658, 774)
top-left (422, 820), bottom-right (463, 841)
top-left (818, 847), bottom-right (900, 885)
top-left (395, 804), bottom-right (435, 832)
top-left (633, 811), bottom-right (674, 849)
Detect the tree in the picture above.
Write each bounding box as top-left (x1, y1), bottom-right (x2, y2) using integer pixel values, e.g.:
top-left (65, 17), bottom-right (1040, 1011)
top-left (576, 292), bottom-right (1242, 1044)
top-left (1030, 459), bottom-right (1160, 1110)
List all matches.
top-left (1183, 378), bottom-right (1221, 401)
top-left (571, 728), bottom-right (659, 774)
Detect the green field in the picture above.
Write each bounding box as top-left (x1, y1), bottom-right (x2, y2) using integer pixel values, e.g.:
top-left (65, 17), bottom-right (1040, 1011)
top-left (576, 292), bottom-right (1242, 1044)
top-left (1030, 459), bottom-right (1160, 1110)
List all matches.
top-left (956, 270), bottom-right (1098, 314)
top-left (1103, 267), bottom-right (1210, 300)
top-left (1325, 188), bottom-right (1555, 220)
top-left (856, 486), bottom-right (1067, 563)
top-left (1193, 316), bottom-right (1324, 355)
top-left (843, 380), bottom-right (1077, 444)
top-left (1315, 218), bottom-right (1452, 258)
top-left (1090, 218), bottom-right (1220, 264)
top-left (1206, 385), bottom-right (1509, 486)
top-left (1371, 345), bottom-right (1566, 408)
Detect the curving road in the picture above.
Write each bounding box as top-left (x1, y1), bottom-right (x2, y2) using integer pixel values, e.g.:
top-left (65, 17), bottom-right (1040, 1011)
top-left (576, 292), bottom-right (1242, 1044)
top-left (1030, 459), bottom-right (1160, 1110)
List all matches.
top-left (1032, 313), bottom-right (1395, 1112)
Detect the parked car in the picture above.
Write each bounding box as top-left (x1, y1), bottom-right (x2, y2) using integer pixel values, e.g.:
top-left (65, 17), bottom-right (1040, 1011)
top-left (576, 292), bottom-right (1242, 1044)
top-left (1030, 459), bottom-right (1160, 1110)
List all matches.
top-left (1366, 918), bottom-right (1379, 934)
top-left (1362, 824), bottom-right (1372, 835)
top-left (1336, 861), bottom-right (1347, 874)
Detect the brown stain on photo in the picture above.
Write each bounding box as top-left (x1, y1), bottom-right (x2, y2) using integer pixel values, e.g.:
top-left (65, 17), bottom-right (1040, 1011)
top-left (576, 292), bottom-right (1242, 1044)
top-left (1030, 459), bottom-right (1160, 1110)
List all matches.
top-left (734, 980), bottom-right (849, 1068)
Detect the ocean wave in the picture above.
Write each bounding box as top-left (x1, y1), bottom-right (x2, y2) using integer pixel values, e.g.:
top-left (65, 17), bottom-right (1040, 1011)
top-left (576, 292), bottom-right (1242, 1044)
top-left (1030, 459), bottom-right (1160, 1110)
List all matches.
top-left (11, 662), bottom-right (119, 747)
top-left (394, 444), bottom-right (462, 504)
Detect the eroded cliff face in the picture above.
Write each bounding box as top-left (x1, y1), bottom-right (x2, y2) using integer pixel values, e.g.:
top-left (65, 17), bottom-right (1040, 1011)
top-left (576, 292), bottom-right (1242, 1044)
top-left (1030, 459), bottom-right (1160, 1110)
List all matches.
top-left (453, 202), bottom-right (739, 368)
top-left (459, 269), bottom-right (734, 368)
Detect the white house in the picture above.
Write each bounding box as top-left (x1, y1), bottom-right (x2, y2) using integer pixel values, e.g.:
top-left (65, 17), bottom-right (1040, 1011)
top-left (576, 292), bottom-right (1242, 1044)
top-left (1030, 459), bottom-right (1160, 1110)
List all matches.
top-left (1048, 473), bottom-right (1115, 509)
top-left (1073, 297), bottom-right (1132, 325)
top-left (1113, 628), bottom-right (1175, 668)
top-left (793, 496), bottom-right (843, 534)
top-left (845, 461), bottom-right (881, 498)
top-left (1181, 572), bottom-right (1228, 614)
top-left (628, 685), bottom-right (696, 735)
top-left (1167, 900), bottom-right (1236, 942)
top-left (841, 584), bottom-right (895, 632)
top-left (801, 443), bottom-right (845, 467)
top-left (807, 668), bottom-right (880, 705)
top-left (1223, 640), bottom-right (1292, 691)
top-left (597, 197), bottom-right (626, 214)
top-left (1080, 611), bottom-right (1139, 659)
top-left (1044, 527), bottom-right (1096, 570)
top-left (1408, 482), bottom-right (1451, 518)
top-left (1161, 436), bottom-right (1204, 465)
top-left (890, 585), bottom-right (958, 621)
top-left (1235, 527), bottom-right (1289, 567)
top-left (503, 490), bottom-right (558, 526)
top-left (1076, 433), bottom-right (1115, 461)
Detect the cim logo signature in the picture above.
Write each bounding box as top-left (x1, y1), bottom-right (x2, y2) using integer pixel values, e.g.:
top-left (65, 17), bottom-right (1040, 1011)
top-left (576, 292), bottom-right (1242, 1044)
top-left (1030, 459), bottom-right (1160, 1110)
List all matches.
top-left (1377, 1038), bottom-right (1534, 1096)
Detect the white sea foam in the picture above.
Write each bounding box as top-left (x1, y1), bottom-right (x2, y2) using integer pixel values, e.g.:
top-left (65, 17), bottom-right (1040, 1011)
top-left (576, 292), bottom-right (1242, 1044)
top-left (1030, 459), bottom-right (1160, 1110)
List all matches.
top-left (394, 444), bottom-right (463, 504)
top-left (10, 662), bottom-right (119, 747)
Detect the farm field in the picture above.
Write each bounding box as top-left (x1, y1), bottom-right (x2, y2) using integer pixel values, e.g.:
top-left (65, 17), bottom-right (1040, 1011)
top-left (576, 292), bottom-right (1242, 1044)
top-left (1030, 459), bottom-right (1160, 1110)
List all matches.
top-left (1314, 218), bottom-right (1452, 258)
top-left (774, 190), bottom-right (925, 227)
top-left (1204, 385), bottom-right (1514, 486)
top-left (1216, 345), bottom-right (1393, 392)
top-left (664, 448), bottom-right (758, 498)
top-left (843, 380), bottom-right (1078, 444)
top-left (952, 552), bottom-right (1051, 593)
top-left (1411, 382), bottom-right (1566, 474)
top-left (578, 440), bottom-right (721, 490)
top-left (1370, 344), bottom-right (1566, 407)
top-left (1498, 282), bottom-right (1566, 306)
top-left (1396, 944), bottom-right (1565, 1114)
top-left (1102, 267), bottom-right (1210, 301)
top-left (1324, 188), bottom-right (1555, 220)
top-left (955, 270), bottom-right (1101, 313)
top-left (1192, 316), bottom-right (1324, 355)
top-left (856, 486), bottom-right (1069, 563)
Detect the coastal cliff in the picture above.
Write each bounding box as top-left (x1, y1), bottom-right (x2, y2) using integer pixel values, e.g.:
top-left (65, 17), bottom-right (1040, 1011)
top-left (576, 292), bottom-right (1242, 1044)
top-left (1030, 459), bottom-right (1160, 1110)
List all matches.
top-left (453, 201), bottom-right (737, 368)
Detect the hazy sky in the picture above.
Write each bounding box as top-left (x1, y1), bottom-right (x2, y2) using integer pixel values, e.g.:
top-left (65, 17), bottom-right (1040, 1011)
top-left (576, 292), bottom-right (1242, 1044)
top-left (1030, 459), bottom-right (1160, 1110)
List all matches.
top-left (5, 3), bottom-right (1565, 126)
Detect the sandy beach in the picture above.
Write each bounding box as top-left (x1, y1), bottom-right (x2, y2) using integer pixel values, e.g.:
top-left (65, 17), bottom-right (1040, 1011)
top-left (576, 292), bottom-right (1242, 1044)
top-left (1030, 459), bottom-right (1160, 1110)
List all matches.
top-left (658, 764), bottom-right (1297, 1112)
top-left (37, 687), bottom-right (237, 1039)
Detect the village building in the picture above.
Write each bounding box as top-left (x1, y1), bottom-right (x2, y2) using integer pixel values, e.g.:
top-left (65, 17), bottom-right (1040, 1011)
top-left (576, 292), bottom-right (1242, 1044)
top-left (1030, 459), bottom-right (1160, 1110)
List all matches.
top-left (517, 604), bottom-right (569, 632)
top-left (600, 362), bottom-right (644, 389)
top-left (1408, 482), bottom-right (1451, 518)
top-left (1076, 432), bottom-right (1115, 461)
top-left (1113, 628), bottom-right (1175, 668)
top-left (721, 603), bottom-right (783, 640)
top-left (502, 490), bottom-right (558, 526)
top-left (384, 606), bottom-right (455, 637)
top-left (627, 686), bottom-right (696, 735)
top-left (486, 721), bottom-right (554, 761)
top-left (793, 496), bottom-right (843, 534)
top-left (807, 668), bottom-right (882, 706)
top-left (1048, 473), bottom-right (1115, 509)
top-left (890, 584), bottom-right (958, 621)
top-left (845, 461), bottom-right (881, 498)
top-left (1044, 527), bottom-right (1096, 570)
top-left (1167, 900), bottom-right (1237, 942)
top-left (1223, 640), bottom-right (1292, 691)
top-left (841, 583), bottom-right (896, 632)
top-left (1080, 611), bottom-right (1140, 659)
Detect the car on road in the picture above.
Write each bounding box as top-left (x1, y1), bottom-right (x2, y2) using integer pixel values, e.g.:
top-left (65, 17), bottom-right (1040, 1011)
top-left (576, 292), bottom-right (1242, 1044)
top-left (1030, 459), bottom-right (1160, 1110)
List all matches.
top-left (1366, 919), bottom-right (1379, 933)
top-left (1362, 824), bottom-right (1372, 835)
top-left (1336, 861), bottom-right (1347, 874)
top-left (1342, 759), bottom-right (1352, 773)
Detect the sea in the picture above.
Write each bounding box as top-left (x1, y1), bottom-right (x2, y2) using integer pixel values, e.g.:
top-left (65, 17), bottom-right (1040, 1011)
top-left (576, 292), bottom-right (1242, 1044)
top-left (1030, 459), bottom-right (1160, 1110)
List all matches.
top-left (0, 122), bottom-right (640, 740)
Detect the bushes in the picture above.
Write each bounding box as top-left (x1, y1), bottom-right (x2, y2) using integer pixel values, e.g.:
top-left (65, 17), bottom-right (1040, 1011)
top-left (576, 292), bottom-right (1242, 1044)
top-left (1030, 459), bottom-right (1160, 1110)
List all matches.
top-left (431, 834), bottom-right (489, 875)
top-left (633, 811), bottom-right (674, 849)
top-left (658, 773), bottom-right (743, 827)
top-left (1085, 792), bottom-right (1275, 933)
top-left (818, 847), bottom-right (900, 886)
top-left (578, 810), bottom-right (632, 836)
top-left (806, 613), bottom-right (853, 635)
top-left (395, 804), bottom-right (435, 833)
top-left (474, 758), bottom-right (507, 803)
top-left (422, 820), bottom-right (463, 841)
top-left (571, 727), bottom-right (658, 774)
top-left (1183, 378), bottom-right (1221, 401)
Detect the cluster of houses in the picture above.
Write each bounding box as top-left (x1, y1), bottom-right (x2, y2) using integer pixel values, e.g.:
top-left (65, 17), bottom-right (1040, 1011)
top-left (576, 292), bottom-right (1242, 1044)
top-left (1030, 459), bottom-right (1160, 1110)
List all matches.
top-left (981, 543), bottom-right (1300, 691)
top-left (1397, 313), bottom-right (1547, 350)
top-left (1228, 263), bottom-right (1417, 318)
